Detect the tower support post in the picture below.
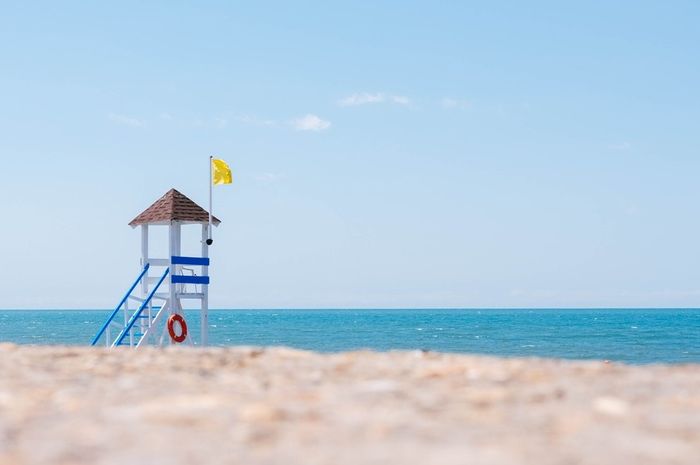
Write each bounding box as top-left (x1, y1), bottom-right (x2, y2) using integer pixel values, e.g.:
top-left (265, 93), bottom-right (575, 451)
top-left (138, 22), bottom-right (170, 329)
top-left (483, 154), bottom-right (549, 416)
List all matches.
top-left (140, 225), bottom-right (149, 296)
top-left (168, 222), bottom-right (182, 309)
top-left (201, 223), bottom-right (210, 346)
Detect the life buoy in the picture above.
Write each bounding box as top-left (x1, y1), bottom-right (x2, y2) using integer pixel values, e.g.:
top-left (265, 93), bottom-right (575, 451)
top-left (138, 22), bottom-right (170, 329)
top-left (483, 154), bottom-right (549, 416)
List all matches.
top-left (167, 314), bottom-right (188, 343)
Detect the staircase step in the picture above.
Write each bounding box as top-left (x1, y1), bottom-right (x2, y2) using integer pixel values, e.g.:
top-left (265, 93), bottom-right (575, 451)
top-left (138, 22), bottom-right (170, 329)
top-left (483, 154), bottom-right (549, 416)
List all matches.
top-left (124, 332), bottom-right (145, 337)
top-left (103, 267), bottom-right (169, 349)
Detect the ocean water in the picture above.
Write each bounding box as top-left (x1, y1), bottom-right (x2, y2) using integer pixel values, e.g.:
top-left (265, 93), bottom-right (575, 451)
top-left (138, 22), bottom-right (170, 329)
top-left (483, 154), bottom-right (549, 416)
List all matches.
top-left (1, 309), bottom-right (699, 364)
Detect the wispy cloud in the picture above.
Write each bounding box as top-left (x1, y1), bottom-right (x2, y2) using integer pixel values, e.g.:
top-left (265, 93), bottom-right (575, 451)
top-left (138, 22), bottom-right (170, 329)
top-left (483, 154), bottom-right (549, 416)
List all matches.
top-left (291, 114), bottom-right (331, 131)
top-left (339, 92), bottom-right (384, 106)
top-left (440, 98), bottom-right (470, 109)
top-left (108, 113), bottom-right (145, 128)
top-left (191, 117), bottom-right (229, 129)
top-left (390, 95), bottom-right (411, 105)
top-left (338, 92), bottom-right (411, 107)
top-left (235, 115), bottom-right (277, 127)
top-left (253, 172), bottom-right (285, 182)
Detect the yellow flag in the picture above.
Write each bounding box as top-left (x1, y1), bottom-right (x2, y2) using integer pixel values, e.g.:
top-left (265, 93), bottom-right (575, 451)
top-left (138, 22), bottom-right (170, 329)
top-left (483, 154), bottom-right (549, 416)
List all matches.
top-left (212, 158), bottom-right (232, 185)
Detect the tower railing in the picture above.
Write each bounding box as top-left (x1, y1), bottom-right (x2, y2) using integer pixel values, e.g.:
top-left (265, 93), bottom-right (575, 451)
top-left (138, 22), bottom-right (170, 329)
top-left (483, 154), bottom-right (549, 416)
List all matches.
top-left (113, 268), bottom-right (170, 347)
top-left (91, 263), bottom-right (150, 346)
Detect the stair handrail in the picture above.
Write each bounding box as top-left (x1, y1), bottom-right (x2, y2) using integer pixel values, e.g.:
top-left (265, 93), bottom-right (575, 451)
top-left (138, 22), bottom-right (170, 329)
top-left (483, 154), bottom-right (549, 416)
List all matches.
top-left (91, 263), bottom-right (150, 346)
top-left (114, 267), bottom-right (170, 347)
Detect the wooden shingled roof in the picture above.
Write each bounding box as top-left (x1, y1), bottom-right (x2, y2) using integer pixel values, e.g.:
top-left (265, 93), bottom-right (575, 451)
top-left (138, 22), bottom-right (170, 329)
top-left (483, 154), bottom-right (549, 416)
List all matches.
top-left (129, 189), bottom-right (221, 227)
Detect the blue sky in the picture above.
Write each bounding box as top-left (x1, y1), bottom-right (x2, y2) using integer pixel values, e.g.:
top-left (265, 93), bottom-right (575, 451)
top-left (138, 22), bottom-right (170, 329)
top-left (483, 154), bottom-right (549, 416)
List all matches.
top-left (1, 1), bottom-right (699, 308)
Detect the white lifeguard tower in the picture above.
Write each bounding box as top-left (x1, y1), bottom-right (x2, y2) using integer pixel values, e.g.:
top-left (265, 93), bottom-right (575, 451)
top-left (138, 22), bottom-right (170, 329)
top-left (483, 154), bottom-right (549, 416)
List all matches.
top-left (91, 188), bottom-right (219, 348)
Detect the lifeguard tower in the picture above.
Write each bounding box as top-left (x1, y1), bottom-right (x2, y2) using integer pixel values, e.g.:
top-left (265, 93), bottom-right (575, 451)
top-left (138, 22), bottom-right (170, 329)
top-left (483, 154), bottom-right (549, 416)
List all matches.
top-left (91, 188), bottom-right (219, 348)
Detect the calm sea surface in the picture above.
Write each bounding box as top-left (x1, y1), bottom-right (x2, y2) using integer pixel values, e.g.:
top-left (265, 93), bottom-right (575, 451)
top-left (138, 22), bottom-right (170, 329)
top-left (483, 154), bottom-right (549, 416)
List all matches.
top-left (1, 309), bottom-right (698, 364)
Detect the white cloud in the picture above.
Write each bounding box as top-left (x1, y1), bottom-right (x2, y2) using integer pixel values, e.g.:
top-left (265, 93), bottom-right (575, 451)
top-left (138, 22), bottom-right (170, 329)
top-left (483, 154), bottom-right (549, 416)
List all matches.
top-left (338, 92), bottom-right (385, 106)
top-left (441, 98), bottom-right (457, 108)
top-left (441, 98), bottom-right (470, 109)
top-left (253, 172), bottom-right (285, 182)
top-left (291, 114), bottom-right (331, 131)
top-left (190, 117), bottom-right (229, 129)
top-left (159, 112), bottom-right (174, 121)
top-left (108, 113), bottom-right (145, 128)
top-left (390, 95), bottom-right (411, 106)
top-left (338, 92), bottom-right (411, 107)
top-left (236, 115), bottom-right (277, 127)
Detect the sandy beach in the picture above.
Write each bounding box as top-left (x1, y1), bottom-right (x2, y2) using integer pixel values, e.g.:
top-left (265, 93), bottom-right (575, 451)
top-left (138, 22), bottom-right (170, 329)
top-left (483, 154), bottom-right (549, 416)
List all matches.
top-left (1, 345), bottom-right (699, 465)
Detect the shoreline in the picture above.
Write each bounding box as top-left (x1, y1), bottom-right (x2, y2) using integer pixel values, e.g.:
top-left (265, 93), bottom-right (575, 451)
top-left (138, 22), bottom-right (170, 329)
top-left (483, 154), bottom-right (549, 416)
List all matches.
top-left (1, 345), bottom-right (699, 464)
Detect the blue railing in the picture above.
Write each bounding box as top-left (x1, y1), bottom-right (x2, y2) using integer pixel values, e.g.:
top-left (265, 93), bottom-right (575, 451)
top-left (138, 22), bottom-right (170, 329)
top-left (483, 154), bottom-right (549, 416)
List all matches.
top-left (91, 263), bottom-right (150, 346)
top-left (114, 267), bottom-right (170, 347)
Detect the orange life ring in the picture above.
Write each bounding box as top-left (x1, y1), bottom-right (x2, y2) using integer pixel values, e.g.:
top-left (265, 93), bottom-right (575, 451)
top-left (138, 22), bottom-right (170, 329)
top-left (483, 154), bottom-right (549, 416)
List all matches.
top-left (167, 314), bottom-right (188, 343)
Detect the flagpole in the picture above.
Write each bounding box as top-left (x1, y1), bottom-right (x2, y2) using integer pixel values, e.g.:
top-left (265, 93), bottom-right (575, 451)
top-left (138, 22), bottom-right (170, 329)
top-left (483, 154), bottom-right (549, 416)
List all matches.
top-left (208, 155), bottom-right (213, 245)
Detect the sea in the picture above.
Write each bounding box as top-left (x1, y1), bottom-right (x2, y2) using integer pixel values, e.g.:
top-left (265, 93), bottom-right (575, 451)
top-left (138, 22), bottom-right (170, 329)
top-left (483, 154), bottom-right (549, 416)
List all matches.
top-left (1, 308), bottom-right (699, 364)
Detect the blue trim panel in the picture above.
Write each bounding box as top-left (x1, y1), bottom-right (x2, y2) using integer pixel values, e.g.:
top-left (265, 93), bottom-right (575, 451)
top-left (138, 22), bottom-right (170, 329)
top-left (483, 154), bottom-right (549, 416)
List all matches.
top-left (172, 275), bottom-right (210, 285)
top-left (171, 256), bottom-right (210, 266)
